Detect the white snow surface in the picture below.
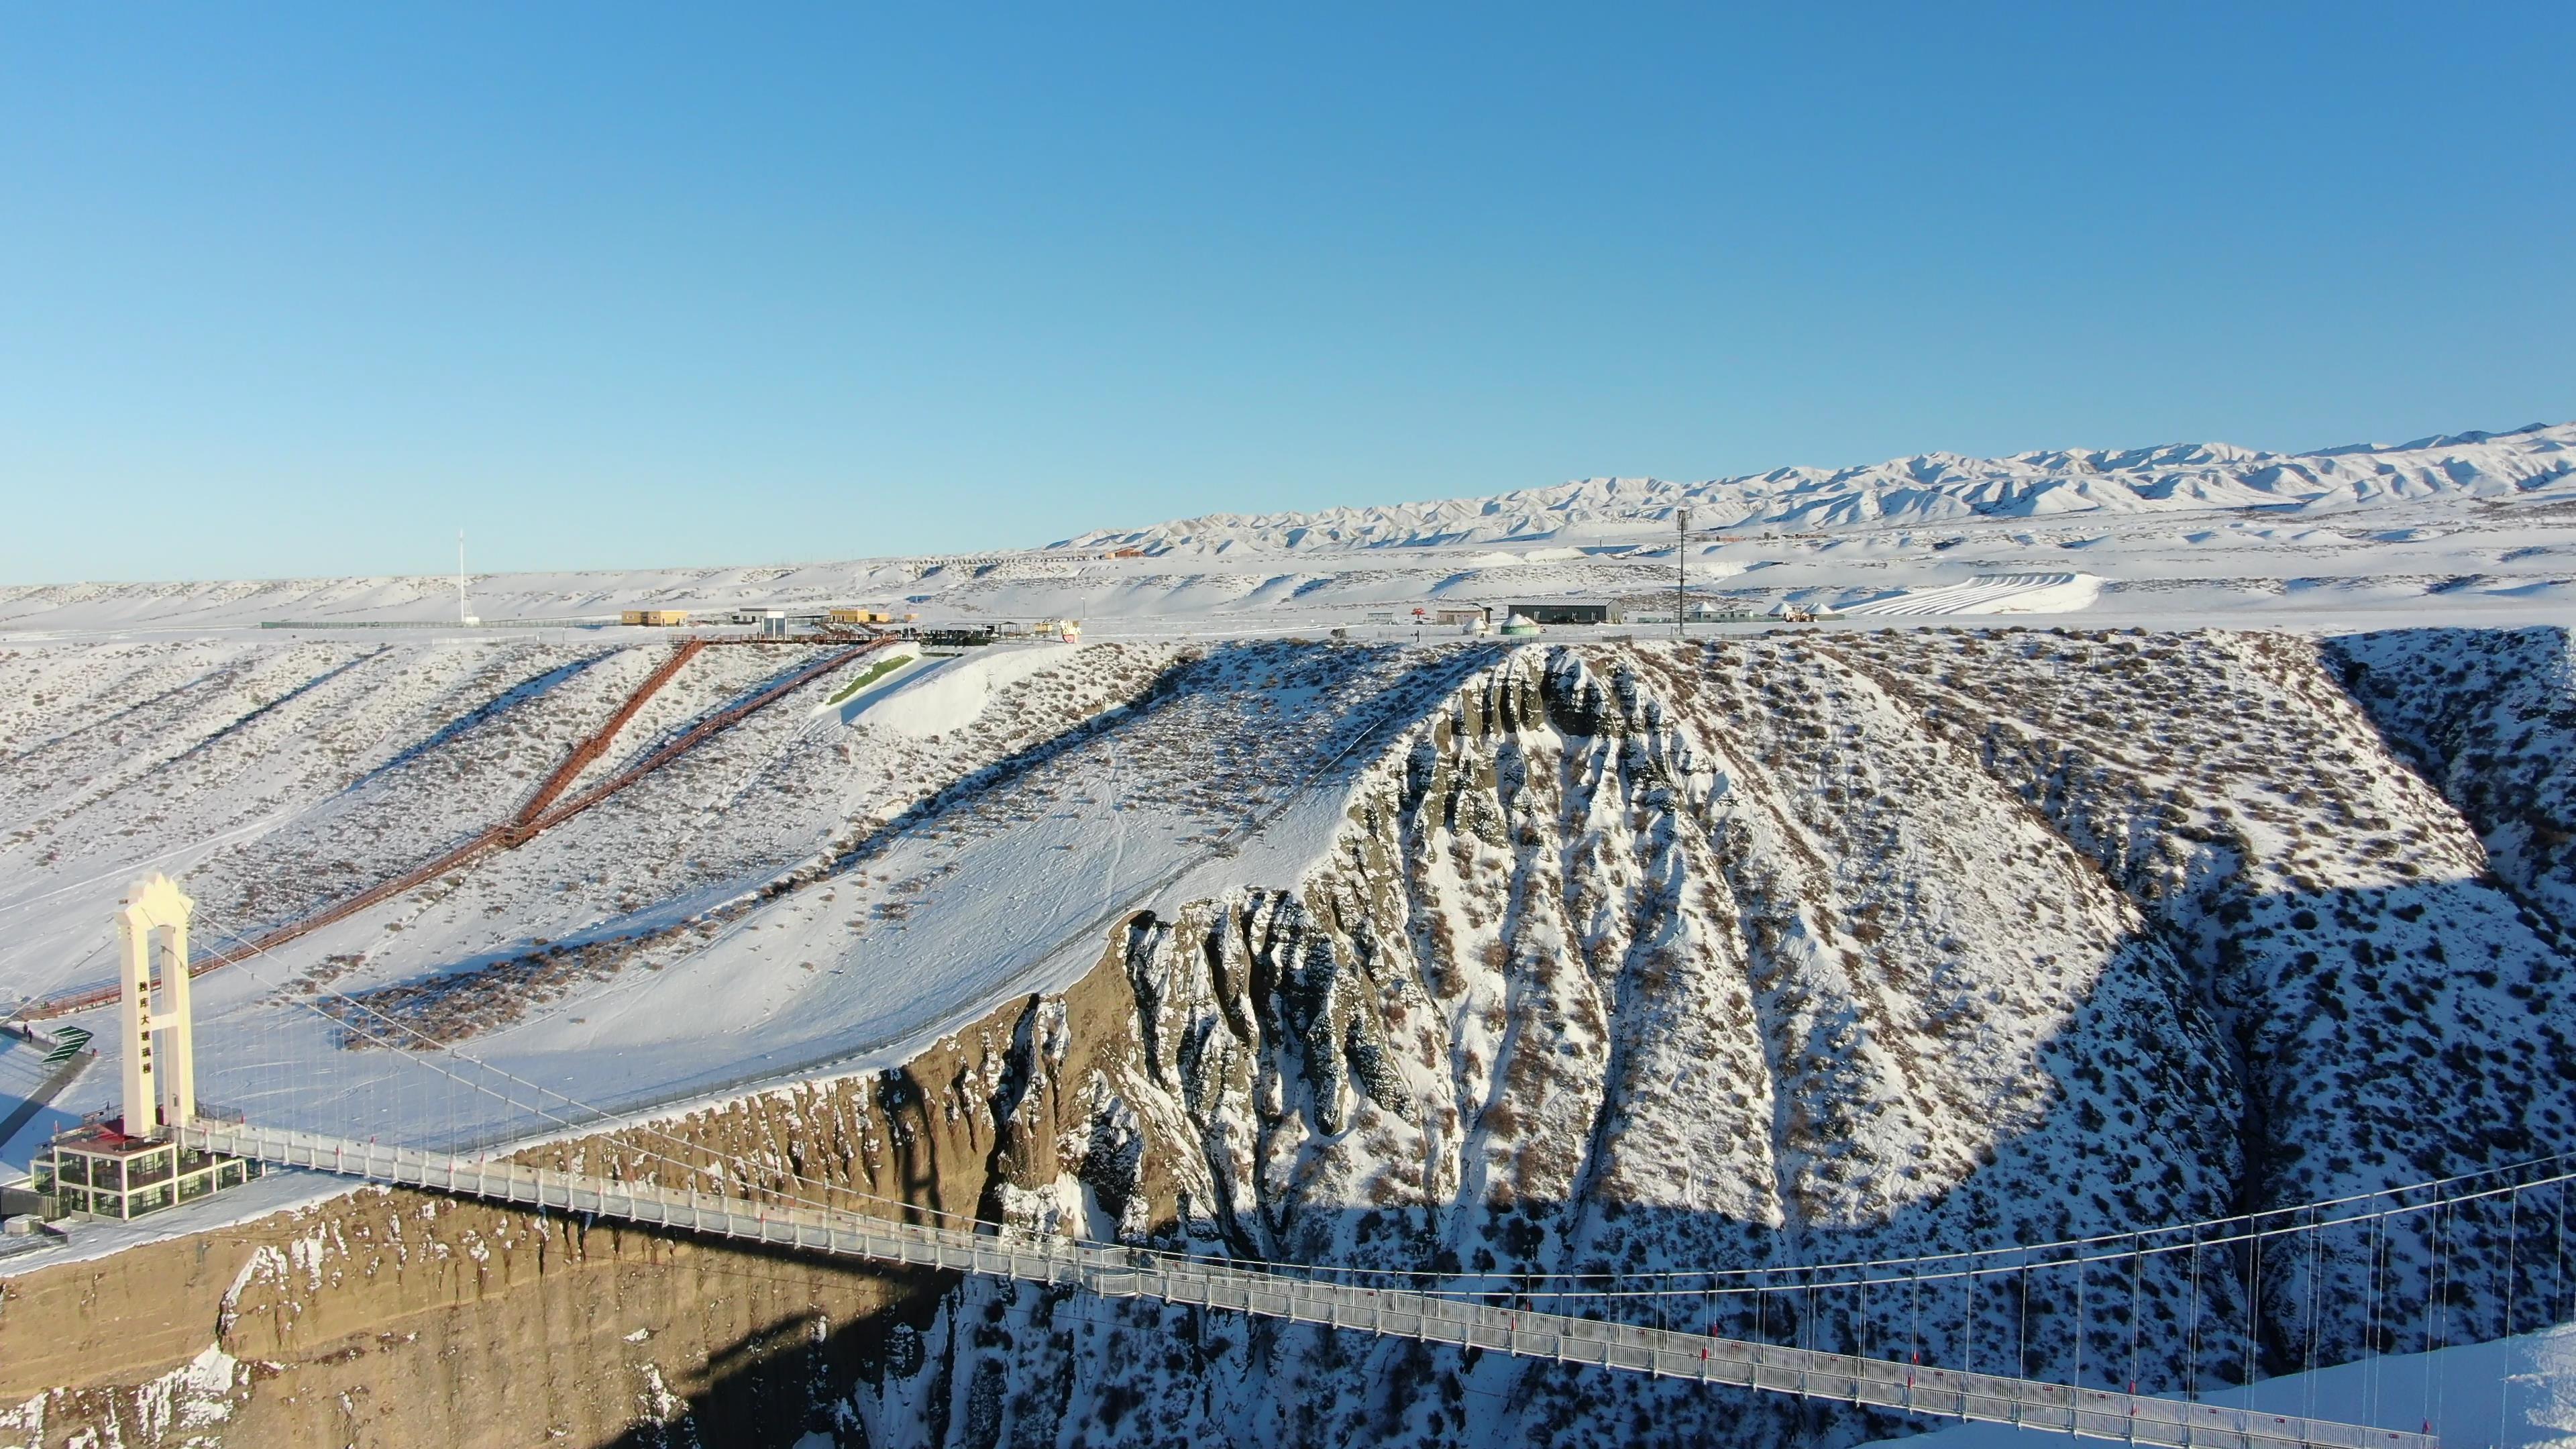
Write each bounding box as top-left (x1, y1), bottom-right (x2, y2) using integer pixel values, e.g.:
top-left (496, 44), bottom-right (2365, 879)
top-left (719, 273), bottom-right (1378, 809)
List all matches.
top-left (851, 642), bottom-right (1081, 739)
top-left (0, 633), bottom-right (1493, 1159)
top-left (1841, 572), bottom-right (2105, 615)
top-left (1870, 1324), bottom-right (2576, 1449)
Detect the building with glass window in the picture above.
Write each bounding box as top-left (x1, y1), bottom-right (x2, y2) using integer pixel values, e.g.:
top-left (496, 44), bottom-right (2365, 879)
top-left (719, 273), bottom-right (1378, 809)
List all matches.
top-left (33, 1121), bottom-right (258, 1221)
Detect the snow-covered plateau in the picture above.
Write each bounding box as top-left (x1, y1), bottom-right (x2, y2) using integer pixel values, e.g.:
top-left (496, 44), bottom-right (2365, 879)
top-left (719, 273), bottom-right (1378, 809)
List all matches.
top-left (4, 423), bottom-right (2576, 1448)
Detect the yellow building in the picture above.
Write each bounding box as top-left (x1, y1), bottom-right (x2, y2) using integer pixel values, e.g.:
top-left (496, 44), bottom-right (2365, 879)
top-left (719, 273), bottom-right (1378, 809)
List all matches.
top-left (621, 610), bottom-right (690, 627)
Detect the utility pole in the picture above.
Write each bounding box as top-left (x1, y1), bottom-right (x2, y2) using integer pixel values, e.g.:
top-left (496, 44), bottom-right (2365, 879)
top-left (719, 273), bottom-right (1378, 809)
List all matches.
top-left (1675, 507), bottom-right (1688, 641)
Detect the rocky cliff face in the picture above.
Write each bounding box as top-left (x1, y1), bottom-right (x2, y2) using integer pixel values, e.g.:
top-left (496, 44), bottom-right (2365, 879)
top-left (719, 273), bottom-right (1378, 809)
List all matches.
top-left (0, 1181), bottom-right (940, 1449)
top-left (7, 629), bottom-right (2573, 1449)
top-left (855, 632), bottom-right (2576, 1449)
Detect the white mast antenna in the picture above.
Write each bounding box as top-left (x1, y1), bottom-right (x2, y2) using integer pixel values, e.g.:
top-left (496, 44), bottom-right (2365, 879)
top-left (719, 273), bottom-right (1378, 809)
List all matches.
top-left (1675, 506), bottom-right (1688, 641)
top-left (456, 530), bottom-right (479, 627)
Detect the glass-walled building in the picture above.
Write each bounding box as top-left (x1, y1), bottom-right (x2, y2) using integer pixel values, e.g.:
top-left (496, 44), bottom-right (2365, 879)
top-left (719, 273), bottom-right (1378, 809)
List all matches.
top-left (32, 1122), bottom-right (256, 1222)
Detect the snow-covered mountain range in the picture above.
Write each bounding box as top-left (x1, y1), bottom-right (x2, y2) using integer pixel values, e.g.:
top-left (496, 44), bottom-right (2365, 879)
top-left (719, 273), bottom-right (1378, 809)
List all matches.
top-left (1057, 423), bottom-right (2576, 554)
top-left (9, 421), bottom-right (2574, 643)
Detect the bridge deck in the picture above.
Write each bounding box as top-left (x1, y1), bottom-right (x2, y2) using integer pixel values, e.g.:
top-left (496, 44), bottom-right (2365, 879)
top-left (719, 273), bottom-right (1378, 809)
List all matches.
top-left (182, 1122), bottom-right (2435, 1449)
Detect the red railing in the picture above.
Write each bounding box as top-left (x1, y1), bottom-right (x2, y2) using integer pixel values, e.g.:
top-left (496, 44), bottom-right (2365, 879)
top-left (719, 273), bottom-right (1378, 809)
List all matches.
top-left (500, 639), bottom-right (705, 845)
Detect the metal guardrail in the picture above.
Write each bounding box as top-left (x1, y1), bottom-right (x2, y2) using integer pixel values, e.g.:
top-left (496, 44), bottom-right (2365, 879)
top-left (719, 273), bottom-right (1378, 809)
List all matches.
top-left (182, 1121), bottom-right (2434, 1449)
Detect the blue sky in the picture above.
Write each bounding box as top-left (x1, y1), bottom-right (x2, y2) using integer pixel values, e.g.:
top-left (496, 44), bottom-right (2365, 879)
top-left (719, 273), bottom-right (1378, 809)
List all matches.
top-left (5, 4), bottom-right (2570, 582)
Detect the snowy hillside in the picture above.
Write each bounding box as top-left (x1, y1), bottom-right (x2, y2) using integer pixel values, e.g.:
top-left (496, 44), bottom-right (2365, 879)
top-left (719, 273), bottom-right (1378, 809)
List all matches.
top-left (7, 622), bottom-right (2575, 1448)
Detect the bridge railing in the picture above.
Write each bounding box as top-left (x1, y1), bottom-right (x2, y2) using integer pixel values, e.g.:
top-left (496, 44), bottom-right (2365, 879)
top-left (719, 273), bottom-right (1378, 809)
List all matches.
top-left (181, 1120), bottom-right (2435, 1449)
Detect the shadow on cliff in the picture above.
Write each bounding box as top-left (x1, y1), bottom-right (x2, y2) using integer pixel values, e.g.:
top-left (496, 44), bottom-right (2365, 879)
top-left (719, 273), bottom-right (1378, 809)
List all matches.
top-left (1498, 869), bottom-right (2572, 1407)
top-left (570, 868), bottom-right (2576, 1449)
top-left (590, 627), bottom-right (2574, 1447)
top-left (593, 1242), bottom-right (955, 1449)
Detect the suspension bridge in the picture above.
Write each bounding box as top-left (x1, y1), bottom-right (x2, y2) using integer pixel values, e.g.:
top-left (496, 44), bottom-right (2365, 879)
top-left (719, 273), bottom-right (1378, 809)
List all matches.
top-left (174, 1117), bottom-right (2445, 1449)
top-left (38, 874), bottom-right (2561, 1449)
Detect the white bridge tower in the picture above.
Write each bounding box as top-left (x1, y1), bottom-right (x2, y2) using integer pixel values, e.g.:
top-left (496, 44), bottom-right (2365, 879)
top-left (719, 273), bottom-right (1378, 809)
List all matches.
top-left (116, 873), bottom-right (197, 1133)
